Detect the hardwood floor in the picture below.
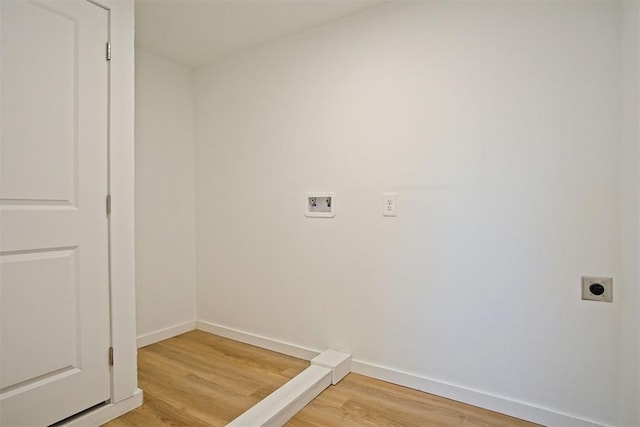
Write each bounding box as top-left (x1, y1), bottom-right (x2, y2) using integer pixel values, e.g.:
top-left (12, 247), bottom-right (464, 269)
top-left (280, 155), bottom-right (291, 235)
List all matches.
top-left (105, 331), bottom-right (537, 426)
top-left (104, 330), bottom-right (308, 426)
top-left (287, 373), bottom-right (536, 427)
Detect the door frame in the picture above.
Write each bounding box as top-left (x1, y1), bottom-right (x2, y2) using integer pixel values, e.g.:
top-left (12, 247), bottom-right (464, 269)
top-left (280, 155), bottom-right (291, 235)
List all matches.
top-left (98, 0), bottom-right (137, 406)
top-left (63, 0), bottom-right (141, 423)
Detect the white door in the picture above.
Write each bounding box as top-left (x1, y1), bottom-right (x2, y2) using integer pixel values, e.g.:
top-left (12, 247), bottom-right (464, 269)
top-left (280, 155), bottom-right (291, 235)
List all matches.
top-left (0, 1), bottom-right (111, 425)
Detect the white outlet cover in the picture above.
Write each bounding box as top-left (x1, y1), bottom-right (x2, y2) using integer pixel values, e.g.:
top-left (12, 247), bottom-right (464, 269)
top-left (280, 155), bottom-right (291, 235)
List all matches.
top-left (383, 193), bottom-right (397, 217)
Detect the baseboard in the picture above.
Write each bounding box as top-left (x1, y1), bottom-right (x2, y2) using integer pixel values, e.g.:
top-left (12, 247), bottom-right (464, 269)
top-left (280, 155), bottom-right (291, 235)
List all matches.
top-left (350, 361), bottom-right (602, 427)
top-left (60, 388), bottom-right (143, 427)
top-left (196, 320), bottom-right (320, 360)
top-left (137, 320), bottom-right (197, 348)
top-left (196, 321), bottom-right (603, 427)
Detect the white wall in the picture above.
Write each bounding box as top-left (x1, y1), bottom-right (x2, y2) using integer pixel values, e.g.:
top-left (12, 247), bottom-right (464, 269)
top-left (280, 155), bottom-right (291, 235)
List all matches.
top-left (135, 49), bottom-right (197, 340)
top-left (620, 1), bottom-right (640, 425)
top-left (195, 2), bottom-right (631, 425)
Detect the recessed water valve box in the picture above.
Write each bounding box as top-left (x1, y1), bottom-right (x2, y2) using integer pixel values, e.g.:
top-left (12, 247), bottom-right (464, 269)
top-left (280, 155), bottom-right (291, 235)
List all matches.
top-left (581, 276), bottom-right (613, 302)
top-left (305, 192), bottom-right (335, 218)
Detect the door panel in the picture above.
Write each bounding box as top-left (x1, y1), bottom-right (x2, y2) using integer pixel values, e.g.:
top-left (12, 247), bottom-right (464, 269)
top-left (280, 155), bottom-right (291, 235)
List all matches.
top-left (0, 1), bottom-right (111, 425)
top-left (1, 0), bottom-right (78, 204)
top-left (1, 248), bottom-right (78, 389)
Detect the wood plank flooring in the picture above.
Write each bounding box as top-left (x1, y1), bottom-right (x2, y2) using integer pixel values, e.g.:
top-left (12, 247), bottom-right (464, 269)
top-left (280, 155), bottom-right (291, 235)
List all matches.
top-left (104, 330), bottom-right (308, 426)
top-left (287, 373), bottom-right (536, 427)
top-left (105, 331), bottom-right (538, 426)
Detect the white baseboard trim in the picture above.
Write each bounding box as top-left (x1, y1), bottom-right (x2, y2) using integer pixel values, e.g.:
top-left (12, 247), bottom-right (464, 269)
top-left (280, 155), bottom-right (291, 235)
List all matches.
top-left (350, 361), bottom-right (602, 427)
top-left (60, 388), bottom-right (143, 427)
top-left (196, 321), bottom-right (603, 427)
top-left (196, 320), bottom-right (321, 361)
top-left (137, 320), bottom-right (197, 348)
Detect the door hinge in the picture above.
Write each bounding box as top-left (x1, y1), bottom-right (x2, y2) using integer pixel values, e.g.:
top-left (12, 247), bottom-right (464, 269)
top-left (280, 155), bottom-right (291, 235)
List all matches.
top-left (106, 194), bottom-right (111, 215)
top-left (106, 41), bottom-right (111, 61)
top-left (109, 347), bottom-right (114, 366)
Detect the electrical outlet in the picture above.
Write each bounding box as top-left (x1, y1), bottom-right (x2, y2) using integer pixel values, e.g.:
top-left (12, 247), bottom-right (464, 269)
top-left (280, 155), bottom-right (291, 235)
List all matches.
top-left (581, 276), bottom-right (612, 302)
top-left (383, 193), bottom-right (397, 217)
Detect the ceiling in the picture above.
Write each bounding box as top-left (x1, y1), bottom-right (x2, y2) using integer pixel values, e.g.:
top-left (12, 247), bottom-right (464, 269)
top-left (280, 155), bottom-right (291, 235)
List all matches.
top-left (135, 0), bottom-right (386, 68)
